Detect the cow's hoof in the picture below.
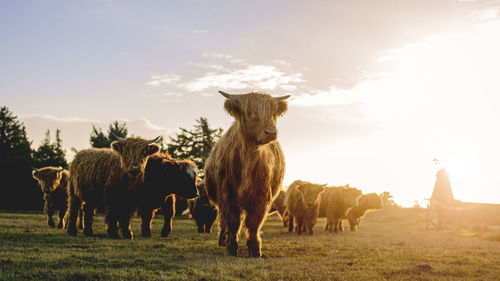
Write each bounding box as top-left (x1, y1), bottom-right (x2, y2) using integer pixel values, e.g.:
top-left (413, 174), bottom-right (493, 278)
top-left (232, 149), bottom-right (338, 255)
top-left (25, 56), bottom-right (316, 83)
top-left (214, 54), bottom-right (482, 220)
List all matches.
top-left (161, 229), bottom-right (170, 237)
top-left (227, 245), bottom-right (238, 257)
top-left (141, 232), bottom-right (152, 238)
top-left (122, 231), bottom-right (133, 239)
top-left (48, 220), bottom-right (55, 228)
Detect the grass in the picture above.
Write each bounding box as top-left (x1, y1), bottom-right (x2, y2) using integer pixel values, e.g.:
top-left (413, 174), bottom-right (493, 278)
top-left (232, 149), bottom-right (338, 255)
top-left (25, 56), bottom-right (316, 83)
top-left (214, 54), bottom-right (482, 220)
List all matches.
top-left (0, 208), bottom-right (499, 281)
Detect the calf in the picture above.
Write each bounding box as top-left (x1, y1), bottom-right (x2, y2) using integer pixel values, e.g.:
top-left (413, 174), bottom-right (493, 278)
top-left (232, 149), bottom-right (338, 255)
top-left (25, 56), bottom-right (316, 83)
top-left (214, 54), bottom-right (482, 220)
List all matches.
top-left (32, 167), bottom-right (69, 228)
top-left (320, 186), bottom-right (362, 233)
top-left (285, 180), bottom-right (325, 235)
top-left (346, 193), bottom-right (383, 231)
top-left (188, 181), bottom-right (218, 233)
top-left (137, 153), bottom-right (199, 237)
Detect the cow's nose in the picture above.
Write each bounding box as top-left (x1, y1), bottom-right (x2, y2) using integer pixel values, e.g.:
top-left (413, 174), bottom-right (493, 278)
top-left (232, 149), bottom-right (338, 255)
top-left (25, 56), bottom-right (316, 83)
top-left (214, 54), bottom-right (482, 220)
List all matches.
top-left (128, 165), bottom-right (140, 177)
top-left (265, 129), bottom-right (276, 137)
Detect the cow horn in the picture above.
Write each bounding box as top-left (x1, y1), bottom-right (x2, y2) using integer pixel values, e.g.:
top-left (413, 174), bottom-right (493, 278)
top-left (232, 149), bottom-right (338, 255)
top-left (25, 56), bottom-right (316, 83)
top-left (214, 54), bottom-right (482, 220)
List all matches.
top-left (116, 137), bottom-right (125, 141)
top-left (218, 91), bottom-right (237, 100)
top-left (57, 167), bottom-right (64, 172)
top-left (148, 136), bottom-right (161, 144)
top-left (274, 95), bottom-right (291, 101)
top-left (32, 167), bottom-right (40, 172)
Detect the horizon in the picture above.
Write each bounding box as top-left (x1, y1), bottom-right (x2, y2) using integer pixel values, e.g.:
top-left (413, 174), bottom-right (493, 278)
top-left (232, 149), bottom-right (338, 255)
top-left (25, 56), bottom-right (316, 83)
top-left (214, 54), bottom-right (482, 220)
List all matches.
top-left (2, 0), bottom-right (500, 207)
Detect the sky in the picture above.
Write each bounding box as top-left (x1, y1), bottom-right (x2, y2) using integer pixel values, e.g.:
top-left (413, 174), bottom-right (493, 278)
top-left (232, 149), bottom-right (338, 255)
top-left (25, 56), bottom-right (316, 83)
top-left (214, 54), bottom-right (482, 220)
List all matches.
top-left (2, 0), bottom-right (500, 206)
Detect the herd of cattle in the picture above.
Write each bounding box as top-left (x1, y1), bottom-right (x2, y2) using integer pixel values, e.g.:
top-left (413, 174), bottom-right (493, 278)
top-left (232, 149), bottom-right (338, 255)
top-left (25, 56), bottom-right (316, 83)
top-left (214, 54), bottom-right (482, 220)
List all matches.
top-left (30, 91), bottom-right (383, 258)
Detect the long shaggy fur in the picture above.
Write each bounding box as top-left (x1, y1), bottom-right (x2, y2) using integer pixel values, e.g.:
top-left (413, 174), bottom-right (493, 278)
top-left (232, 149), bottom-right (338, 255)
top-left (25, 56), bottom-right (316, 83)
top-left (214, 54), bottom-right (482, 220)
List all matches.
top-left (204, 91), bottom-right (288, 257)
top-left (285, 180), bottom-right (325, 235)
top-left (319, 186), bottom-right (362, 233)
top-left (32, 167), bottom-right (70, 229)
top-left (346, 193), bottom-right (383, 231)
top-left (66, 137), bottom-right (159, 239)
top-left (188, 181), bottom-right (218, 233)
top-left (137, 153), bottom-right (198, 237)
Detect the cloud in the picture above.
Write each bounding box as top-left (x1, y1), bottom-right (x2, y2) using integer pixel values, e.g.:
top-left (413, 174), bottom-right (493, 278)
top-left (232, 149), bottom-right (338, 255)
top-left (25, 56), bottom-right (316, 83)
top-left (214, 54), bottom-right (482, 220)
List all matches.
top-left (145, 74), bottom-right (183, 87)
top-left (193, 29), bottom-right (209, 33)
top-left (201, 52), bottom-right (247, 66)
top-left (178, 65), bottom-right (304, 92)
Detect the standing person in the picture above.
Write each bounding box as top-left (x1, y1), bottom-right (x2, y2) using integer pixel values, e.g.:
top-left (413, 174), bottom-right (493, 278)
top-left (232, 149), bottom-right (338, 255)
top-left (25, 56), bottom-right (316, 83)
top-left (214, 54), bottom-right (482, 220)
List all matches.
top-left (430, 159), bottom-right (455, 229)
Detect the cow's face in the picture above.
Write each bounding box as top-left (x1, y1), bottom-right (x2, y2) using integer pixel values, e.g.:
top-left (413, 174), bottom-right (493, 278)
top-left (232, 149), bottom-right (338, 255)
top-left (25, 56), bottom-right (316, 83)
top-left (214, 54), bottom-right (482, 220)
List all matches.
top-left (168, 161), bottom-right (199, 199)
top-left (343, 188), bottom-right (362, 208)
top-left (111, 137), bottom-right (160, 178)
top-left (32, 168), bottom-right (64, 194)
top-left (221, 91), bottom-right (289, 145)
top-left (297, 182), bottom-right (326, 208)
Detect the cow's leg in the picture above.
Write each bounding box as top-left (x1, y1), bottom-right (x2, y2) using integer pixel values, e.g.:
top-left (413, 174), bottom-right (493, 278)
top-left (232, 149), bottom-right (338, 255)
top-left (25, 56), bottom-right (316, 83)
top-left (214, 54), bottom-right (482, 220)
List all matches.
top-left (296, 217), bottom-right (304, 235)
top-left (288, 215), bottom-right (294, 233)
top-left (138, 208), bottom-right (154, 237)
top-left (44, 200), bottom-right (55, 228)
top-left (196, 218), bottom-right (205, 233)
top-left (105, 206), bottom-right (119, 239)
top-left (222, 204), bottom-right (241, 256)
top-left (245, 201), bottom-right (270, 258)
top-left (67, 194), bottom-right (81, 236)
top-left (308, 221), bottom-right (314, 235)
top-left (333, 216), bottom-right (340, 233)
top-left (118, 208), bottom-right (134, 239)
top-left (57, 208), bottom-right (66, 229)
top-left (77, 207), bottom-right (83, 230)
top-left (218, 220), bottom-right (227, 246)
top-left (82, 202), bottom-right (96, 237)
top-left (161, 195), bottom-right (175, 237)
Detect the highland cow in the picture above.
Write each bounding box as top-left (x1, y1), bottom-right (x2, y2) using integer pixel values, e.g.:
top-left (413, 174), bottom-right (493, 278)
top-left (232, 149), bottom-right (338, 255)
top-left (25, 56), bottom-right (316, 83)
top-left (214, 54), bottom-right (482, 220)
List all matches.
top-left (188, 181), bottom-right (218, 233)
top-left (204, 91), bottom-right (289, 257)
top-left (319, 186), bottom-right (362, 233)
top-left (269, 189), bottom-right (288, 227)
top-left (137, 153), bottom-right (199, 237)
top-left (285, 180), bottom-right (326, 235)
top-left (66, 137), bottom-right (160, 239)
top-left (346, 193), bottom-right (383, 231)
top-left (32, 167), bottom-right (69, 228)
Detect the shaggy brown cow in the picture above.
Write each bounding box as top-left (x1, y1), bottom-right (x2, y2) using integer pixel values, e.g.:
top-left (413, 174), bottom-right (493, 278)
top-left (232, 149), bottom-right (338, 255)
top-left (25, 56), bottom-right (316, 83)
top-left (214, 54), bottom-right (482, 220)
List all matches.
top-left (319, 186), bottom-right (362, 233)
top-left (188, 181), bottom-right (218, 233)
top-left (66, 137), bottom-right (160, 239)
top-left (32, 167), bottom-right (69, 228)
top-left (204, 91), bottom-right (289, 257)
top-left (137, 153), bottom-right (199, 237)
top-left (285, 180), bottom-right (326, 235)
top-left (269, 189), bottom-right (288, 227)
top-left (346, 193), bottom-right (383, 231)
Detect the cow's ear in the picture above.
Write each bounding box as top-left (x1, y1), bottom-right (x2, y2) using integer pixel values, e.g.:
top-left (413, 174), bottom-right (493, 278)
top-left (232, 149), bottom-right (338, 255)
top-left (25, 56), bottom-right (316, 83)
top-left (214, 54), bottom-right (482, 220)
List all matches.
top-left (111, 141), bottom-right (122, 153)
top-left (276, 100), bottom-right (288, 116)
top-left (145, 144), bottom-right (160, 156)
top-left (297, 183), bottom-right (304, 193)
top-left (224, 99), bottom-right (240, 117)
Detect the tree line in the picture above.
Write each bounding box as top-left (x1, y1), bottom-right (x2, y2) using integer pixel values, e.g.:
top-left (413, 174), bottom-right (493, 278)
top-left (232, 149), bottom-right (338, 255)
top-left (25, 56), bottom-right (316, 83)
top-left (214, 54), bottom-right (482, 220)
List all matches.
top-left (0, 106), bottom-right (223, 211)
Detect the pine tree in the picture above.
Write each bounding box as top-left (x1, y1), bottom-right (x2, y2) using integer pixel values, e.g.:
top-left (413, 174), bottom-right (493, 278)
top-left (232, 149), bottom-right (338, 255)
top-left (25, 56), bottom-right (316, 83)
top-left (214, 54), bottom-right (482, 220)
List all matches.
top-left (90, 121), bottom-right (128, 148)
top-left (167, 117), bottom-right (223, 177)
top-left (0, 106), bottom-right (41, 210)
top-left (32, 129), bottom-right (68, 168)
top-left (90, 125), bottom-right (109, 148)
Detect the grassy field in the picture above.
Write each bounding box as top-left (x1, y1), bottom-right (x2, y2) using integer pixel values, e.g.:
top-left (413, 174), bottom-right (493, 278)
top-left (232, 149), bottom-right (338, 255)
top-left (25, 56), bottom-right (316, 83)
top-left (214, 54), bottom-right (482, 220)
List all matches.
top-left (0, 208), bottom-right (499, 281)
